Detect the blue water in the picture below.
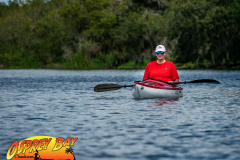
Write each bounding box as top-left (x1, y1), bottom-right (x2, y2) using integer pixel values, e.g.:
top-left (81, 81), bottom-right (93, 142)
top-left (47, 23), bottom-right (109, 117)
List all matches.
top-left (0, 69), bottom-right (240, 160)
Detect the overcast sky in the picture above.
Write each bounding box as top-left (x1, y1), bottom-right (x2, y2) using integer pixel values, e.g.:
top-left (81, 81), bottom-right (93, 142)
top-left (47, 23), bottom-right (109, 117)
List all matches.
top-left (0, 0), bottom-right (13, 3)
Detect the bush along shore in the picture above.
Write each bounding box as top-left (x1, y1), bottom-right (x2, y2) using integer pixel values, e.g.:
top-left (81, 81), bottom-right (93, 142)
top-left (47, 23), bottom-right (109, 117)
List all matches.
top-left (0, 0), bottom-right (239, 69)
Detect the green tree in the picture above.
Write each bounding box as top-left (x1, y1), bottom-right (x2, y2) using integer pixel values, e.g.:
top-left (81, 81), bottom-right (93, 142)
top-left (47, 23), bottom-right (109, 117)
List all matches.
top-left (169, 0), bottom-right (240, 68)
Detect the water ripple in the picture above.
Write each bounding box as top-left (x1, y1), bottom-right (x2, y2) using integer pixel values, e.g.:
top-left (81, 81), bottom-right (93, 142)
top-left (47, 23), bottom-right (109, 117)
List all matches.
top-left (0, 69), bottom-right (240, 160)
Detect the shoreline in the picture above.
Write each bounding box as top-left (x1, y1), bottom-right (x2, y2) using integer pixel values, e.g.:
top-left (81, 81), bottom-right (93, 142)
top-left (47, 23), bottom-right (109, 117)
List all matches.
top-left (0, 68), bottom-right (240, 70)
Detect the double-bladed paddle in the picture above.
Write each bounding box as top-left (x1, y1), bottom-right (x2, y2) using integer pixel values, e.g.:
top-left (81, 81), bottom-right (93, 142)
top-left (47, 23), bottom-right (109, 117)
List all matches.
top-left (94, 79), bottom-right (220, 92)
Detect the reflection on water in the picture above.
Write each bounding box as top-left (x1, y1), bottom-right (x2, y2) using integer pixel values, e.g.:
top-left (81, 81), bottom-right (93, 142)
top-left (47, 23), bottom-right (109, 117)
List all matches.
top-left (0, 69), bottom-right (240, 160)
top-left (147, 98), bottom-right (179, 107)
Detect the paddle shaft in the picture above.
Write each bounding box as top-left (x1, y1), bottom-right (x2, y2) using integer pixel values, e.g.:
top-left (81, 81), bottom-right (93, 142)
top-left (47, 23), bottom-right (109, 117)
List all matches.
top-left (171, 79), bottom-right (220, 85)
top-left (121, 85), bottom-right (134, 88)
top-left (172, 81), bottom-right (190, 85)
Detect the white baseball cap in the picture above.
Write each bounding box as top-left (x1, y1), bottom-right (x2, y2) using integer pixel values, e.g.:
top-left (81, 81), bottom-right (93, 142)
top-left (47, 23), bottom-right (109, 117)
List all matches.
top-left (155, 45), bottom-right (166, 52)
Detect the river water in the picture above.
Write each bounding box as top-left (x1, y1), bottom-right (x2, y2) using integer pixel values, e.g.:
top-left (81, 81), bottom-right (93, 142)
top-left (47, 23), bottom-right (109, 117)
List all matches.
top-left (0, 69), bottom-right (240, 160)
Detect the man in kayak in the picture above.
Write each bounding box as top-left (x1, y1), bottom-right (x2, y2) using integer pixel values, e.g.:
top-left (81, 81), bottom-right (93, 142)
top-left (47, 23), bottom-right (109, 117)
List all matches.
top-left (143, 45), bottom-right (179, 83)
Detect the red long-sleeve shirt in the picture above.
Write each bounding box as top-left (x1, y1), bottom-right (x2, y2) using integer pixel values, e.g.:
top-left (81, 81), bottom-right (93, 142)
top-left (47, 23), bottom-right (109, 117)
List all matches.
top-left (143, 60), bottom-right (179, 82)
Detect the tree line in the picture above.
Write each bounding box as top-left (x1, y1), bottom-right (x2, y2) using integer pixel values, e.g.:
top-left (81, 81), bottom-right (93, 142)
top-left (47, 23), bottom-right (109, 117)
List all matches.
top-left (0, 0), bottom-right (239, 69)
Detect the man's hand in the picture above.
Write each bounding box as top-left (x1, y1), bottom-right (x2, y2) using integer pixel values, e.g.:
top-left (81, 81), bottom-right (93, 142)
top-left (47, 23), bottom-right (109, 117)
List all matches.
top-left (168, 79), bottom-right (179, 83)
top-left (168, 79), bottom-right (179, 85)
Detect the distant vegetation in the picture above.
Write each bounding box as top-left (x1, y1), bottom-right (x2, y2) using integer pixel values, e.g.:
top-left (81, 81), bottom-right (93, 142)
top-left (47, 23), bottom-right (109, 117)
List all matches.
top-left (0, 0), bottom-right (239, 69)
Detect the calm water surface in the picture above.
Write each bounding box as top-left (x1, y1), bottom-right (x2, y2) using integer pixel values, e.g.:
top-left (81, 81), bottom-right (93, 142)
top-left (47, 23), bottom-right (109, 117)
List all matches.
top-left (0, 69), bottom-right (240, 160)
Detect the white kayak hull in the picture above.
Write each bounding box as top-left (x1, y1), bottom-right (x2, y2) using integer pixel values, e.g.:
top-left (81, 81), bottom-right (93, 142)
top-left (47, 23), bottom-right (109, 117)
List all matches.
top-left (132, 80), bottom-right (183, 99)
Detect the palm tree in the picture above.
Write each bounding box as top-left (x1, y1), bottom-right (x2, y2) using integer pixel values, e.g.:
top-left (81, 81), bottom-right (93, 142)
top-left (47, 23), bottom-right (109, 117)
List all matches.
top-left (65, 147), bottom-right (76, 160)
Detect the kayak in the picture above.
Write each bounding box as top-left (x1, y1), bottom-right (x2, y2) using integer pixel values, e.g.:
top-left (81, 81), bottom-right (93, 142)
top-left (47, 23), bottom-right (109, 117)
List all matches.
top-left (132, 79), bottom-right (183, 99)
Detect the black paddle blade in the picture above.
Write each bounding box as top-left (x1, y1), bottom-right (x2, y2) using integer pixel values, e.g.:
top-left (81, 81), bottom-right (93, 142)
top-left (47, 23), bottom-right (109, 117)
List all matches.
top-left (94, 84), bottom-right (123, 92)
top-left (189, 79), bottom-right (220, 84)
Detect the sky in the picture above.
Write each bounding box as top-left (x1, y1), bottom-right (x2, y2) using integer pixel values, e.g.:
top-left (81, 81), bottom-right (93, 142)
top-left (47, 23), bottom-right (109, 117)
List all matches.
top-left (0, 0), bottom-right (9, 3)
top-left (0, 0), bottom-right (15, 3)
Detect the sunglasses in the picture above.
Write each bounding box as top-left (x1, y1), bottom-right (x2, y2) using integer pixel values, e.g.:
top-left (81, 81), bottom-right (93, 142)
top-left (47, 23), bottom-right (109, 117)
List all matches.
top-left (156, 51), bottom-right (165, 55)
